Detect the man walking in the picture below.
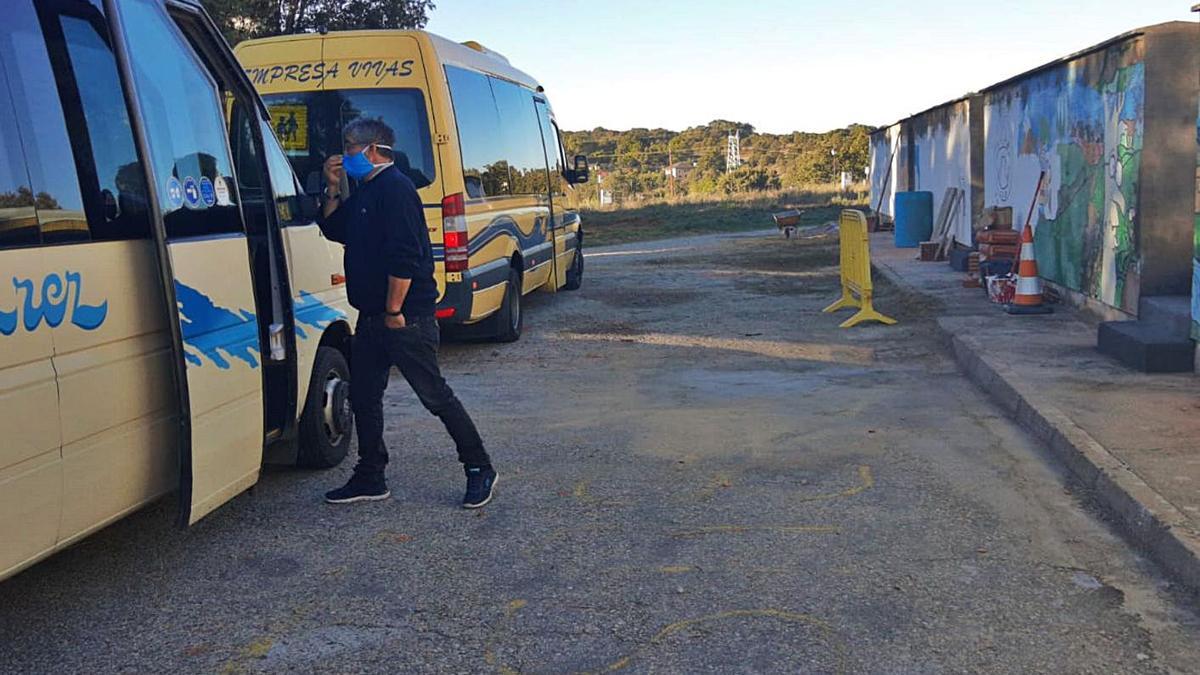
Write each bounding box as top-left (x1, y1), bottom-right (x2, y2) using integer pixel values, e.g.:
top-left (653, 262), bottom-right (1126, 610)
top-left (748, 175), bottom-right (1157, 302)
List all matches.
top-left (318, 118), bottom-right (497, 508)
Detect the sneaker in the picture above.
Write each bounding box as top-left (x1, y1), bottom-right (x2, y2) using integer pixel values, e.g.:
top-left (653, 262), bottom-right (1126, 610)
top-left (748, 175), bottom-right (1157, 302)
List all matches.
top-left (462, 465), bottom-right (498, 509)
top-left (324, 472), bottom-right (390, 504)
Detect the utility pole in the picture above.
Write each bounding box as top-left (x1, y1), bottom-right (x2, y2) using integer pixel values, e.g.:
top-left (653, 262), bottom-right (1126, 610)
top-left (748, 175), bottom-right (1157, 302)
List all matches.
top-left (668, 147), bottom-right (675, 199)
top-left (726, 130), bottom-right (741, 174)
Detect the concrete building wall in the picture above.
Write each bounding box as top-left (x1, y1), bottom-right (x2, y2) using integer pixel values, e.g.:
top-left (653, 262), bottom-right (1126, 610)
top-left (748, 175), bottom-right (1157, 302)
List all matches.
top-left (1138, 23), bottom-right (1197, 300)
top-left (869, 124), bottom-right (901, 218)
top-left (1194, 81), bottom-right (1200, 341)
top-left (982, 37), bottom-right (1146, 314)
top-left (910, 100), bottom-right (973, 245)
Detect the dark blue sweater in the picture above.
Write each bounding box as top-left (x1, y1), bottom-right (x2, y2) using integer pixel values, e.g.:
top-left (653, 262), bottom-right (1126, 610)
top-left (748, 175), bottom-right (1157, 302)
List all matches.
top-left (318, 166), bottom-right (437, 318)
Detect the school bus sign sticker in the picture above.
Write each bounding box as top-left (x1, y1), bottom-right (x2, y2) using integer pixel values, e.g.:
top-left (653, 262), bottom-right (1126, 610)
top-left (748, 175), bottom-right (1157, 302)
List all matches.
top-left (269, 105), bottom-right (307, 153)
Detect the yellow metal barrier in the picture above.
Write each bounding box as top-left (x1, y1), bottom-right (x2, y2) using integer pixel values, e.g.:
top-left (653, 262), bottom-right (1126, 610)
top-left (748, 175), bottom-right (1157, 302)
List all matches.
top-left (823, 209), bottom-right (897, 328)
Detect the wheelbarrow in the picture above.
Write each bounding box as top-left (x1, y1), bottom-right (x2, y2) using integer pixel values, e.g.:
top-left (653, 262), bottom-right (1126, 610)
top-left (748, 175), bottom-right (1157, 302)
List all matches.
top-left (772, 209), bottom-right (803, 239)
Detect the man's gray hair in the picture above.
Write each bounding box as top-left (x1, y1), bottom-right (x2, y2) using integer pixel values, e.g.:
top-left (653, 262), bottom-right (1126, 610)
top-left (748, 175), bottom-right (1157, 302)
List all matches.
top-left (344, 118), bottom-right (395, 156)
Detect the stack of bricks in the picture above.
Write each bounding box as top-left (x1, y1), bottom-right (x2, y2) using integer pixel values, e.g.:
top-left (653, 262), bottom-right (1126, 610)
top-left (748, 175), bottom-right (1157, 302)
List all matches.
top-left (977, 206), bottom-right (1016, 258)
top-left (964, 252), bottom-right (982, 288)
top-left (976, 207), bottom-right (1016, 276)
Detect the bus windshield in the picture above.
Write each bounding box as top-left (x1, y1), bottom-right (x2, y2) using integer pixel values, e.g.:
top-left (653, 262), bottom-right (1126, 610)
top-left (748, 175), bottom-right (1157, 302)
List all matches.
top-left (260, 88), bottom-right (436, 192)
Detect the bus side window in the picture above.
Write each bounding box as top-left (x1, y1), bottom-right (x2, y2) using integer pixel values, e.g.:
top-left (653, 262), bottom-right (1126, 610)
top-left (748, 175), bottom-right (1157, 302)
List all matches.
top-left (43, 6), bottom-right (150, 242)
top-left (548, 120), bottom-right (571, 197)
top-left (0, 59), bottom-right (38, 249)
top-left (490, 79), bottom-right (549, 197)
top-left (119, 0), bottom-right (241, 240)
top-left (445, 66), bottom-right (510, 198)
top-left (0, 1), bottom-right (89, 247)
top-left (259, 122), bottom-right (304, 226)
top-left (229, 100), bottom-right (268, 235)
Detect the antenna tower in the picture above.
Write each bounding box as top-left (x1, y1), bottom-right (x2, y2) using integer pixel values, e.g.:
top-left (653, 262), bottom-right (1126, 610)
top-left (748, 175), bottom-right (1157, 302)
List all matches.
top-left (726, 130), bottom-right (741, 173)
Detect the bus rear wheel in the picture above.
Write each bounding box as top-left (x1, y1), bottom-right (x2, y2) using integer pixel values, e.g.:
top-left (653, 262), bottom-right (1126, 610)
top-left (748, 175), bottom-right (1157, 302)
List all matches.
top-left (491, 267), bottom-right (523, 343)
top-left (297, 346), bottom-right (353, 469)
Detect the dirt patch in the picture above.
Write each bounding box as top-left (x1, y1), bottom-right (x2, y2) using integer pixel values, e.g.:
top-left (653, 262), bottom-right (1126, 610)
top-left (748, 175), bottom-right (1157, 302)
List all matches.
top-left (561, 319), bottom-right (648, 336)
top-left (597, 288), bottom-right (695, 309)
top-left (642, 237), bottom-right (839, 273)
top-left (733, 274), bottom-right (841, 298)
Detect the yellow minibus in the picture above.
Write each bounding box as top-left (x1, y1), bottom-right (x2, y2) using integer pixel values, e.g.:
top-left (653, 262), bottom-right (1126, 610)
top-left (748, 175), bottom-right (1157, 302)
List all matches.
top-left (2, 0), bottom-right (355, 581)
top-left (235, 29), bottom-right (590, 341)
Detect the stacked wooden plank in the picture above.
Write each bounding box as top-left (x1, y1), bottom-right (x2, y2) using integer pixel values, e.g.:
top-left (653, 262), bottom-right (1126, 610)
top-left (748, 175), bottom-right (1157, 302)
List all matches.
top-left (919, 187), bottom-right (963, 261)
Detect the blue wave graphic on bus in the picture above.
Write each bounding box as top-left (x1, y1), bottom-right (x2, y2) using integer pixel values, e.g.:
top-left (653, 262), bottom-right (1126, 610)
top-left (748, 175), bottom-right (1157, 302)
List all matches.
top-left (174, 281), bottom-right (259, 369)
top-left (293, 291), bottom-right (347, 340)
top-left (0, 271), bottom-right (108, 336)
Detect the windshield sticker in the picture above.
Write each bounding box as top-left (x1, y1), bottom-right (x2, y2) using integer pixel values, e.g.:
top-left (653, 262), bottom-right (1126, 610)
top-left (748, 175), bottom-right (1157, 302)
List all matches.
top-left (199, 177), bottom-right (216, 208)
top-left (182, 176), bottom-right (202, 210)
top-left (270, 105), bottom-right (308, 152)
top-left (165, 176), bottom-right (184, 210)
top-left (213, 176), bottom-right (232, 206)
top-left (0, 271), bottom-right (108, 336)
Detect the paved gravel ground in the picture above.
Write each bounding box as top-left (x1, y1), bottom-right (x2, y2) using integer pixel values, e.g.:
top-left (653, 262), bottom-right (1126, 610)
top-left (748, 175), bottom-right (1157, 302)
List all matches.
top-left (2, 230), bottom-right (1199, 673)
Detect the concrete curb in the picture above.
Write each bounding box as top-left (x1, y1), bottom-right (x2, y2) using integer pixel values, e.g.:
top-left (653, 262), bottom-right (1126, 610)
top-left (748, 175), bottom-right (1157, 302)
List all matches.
top-left (873, 259), bottom-right (1200, 595)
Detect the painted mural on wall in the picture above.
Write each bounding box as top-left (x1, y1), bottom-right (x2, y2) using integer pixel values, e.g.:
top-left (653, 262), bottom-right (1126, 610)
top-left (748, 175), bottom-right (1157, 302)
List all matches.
top-left (984, 41), bottom-right (1145, 312)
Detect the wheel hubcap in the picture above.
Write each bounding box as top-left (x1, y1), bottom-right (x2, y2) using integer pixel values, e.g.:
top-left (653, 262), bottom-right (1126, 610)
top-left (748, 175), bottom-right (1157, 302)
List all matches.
top-left (322, 372), bottom-right (351, 445)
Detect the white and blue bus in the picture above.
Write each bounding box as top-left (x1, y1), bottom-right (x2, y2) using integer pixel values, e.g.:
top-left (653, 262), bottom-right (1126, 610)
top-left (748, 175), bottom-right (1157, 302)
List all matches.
top-left (1, 0), bottom-right (355, 582)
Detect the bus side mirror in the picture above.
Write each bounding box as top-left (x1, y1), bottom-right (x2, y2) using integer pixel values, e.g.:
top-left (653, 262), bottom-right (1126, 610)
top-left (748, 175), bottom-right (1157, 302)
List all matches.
top-left (567, 155), bottom-right (589, 184)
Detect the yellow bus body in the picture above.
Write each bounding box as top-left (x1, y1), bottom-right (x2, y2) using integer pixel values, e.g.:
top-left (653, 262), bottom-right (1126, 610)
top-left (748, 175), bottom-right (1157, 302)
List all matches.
top-left (235, 30), bottom-right (586, 337)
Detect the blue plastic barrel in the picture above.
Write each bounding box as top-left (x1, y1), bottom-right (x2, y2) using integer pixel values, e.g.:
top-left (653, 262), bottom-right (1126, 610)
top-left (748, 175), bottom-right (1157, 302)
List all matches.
top-left (894, 191), bottom-right (934, 248)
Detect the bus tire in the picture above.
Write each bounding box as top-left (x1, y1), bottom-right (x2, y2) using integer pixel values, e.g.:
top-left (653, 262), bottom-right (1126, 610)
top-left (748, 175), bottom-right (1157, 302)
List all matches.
top-left (563, 246), bottom-right (584, 291)
top-left (491, 267), bottom-right (523, 343)
top-left (297, 346), bottom-right (353, 469)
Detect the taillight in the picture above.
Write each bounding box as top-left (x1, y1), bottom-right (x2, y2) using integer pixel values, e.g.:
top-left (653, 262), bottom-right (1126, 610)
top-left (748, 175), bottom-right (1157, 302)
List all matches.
top-left (442, 192), bottom-right (468, 273)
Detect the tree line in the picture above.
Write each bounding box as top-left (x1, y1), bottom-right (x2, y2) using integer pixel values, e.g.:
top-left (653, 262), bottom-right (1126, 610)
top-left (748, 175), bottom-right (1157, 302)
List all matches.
top-left (202, 0), bottom-right (433, 44)
top-left (563, 120), bottom-right (871, 202)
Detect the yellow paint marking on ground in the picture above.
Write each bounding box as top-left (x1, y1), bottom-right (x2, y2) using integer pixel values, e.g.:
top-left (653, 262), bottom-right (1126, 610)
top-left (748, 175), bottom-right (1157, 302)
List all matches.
top-left (243, 636), bottom-right (274, 659)
top-left (671, 525), bottom-right (839, 538)
top-left (797, 465), bottom-right (874, 502)
top-left (573, 481), bottom-right (591, 500)
top-left (659, 565), bottom-right (697, 574)
top-left (374, 530), bottom-right (413, 544)
top-left (558, 331), bottom-right (875, 365)
top-left (506, 599), bottom-right (528, 617)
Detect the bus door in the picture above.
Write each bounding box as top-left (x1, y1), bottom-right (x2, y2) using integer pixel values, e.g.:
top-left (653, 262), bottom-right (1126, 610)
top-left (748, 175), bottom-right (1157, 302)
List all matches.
top-left (108, 0), bottom-right (275, 525)
top-left (534, 97), bottom-right (572, 290)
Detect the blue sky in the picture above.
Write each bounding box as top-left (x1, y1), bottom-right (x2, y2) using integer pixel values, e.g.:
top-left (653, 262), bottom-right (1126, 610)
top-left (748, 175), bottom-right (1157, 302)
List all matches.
top-left (426, 1), bottom-right (1195, 134)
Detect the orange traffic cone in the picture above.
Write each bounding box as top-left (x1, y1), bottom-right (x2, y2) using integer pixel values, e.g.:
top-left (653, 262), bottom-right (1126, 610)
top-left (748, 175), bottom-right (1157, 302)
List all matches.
top-left (1005, 221), bottom-right (1053, 315)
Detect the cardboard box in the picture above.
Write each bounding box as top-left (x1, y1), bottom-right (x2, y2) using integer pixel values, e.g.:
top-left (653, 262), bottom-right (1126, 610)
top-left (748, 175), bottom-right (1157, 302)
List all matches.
top-left (991, 207), bottom-right (1013, 229)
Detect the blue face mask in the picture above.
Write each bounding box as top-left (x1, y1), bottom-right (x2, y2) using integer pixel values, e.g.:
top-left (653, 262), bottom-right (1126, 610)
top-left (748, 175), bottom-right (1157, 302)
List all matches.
top-left (342, 143), bottom-right (393, 181)
top-left (342, 150), bottom-right (375, 180)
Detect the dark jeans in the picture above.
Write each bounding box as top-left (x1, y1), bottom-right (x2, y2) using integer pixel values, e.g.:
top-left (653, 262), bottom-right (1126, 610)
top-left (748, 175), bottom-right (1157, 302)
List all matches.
top-left (350, 313), bottom-right (490, 477)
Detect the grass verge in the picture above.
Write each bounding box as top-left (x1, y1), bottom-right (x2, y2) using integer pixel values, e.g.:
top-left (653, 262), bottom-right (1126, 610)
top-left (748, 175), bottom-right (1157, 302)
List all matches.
top-left (580, 191), bottom-right (867, 247)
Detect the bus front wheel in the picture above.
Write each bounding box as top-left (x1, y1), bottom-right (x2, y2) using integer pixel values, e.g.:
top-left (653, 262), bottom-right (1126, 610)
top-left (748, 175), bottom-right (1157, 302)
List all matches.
top-left (297, 346), bottom-right (353, 469)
